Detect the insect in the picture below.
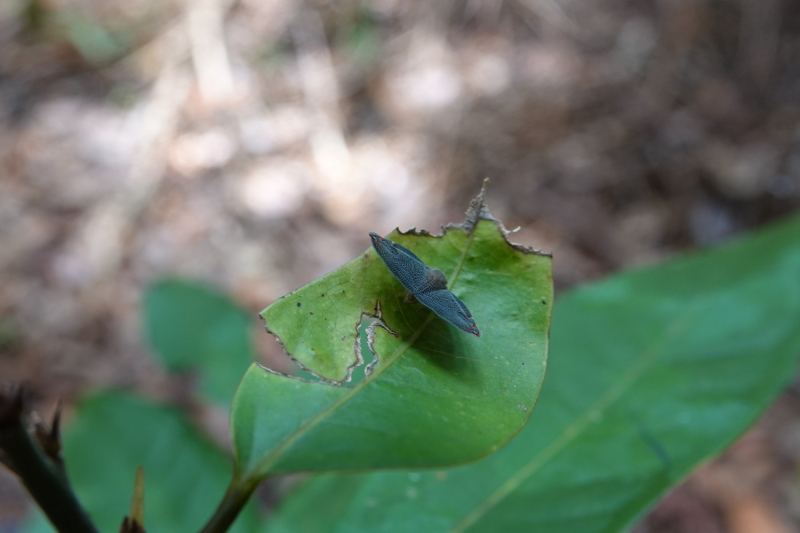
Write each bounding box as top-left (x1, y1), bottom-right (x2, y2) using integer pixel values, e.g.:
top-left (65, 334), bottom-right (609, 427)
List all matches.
top-left (369, 232), bottom-right (481, 337)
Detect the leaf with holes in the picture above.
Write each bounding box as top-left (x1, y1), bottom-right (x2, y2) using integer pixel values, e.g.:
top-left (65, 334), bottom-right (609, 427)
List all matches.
top-left (229, 191), bottom-right (553, 481)
top-left (263, 214), bottom-right (800, 533)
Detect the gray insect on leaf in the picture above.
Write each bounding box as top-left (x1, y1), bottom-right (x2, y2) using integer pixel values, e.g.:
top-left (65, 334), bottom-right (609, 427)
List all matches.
top-left (369, 232), bottom-right (481, 337)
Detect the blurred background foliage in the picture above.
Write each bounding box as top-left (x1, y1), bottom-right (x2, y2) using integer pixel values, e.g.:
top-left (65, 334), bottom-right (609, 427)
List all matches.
top-left (1, 0), bottom-right (800, 531)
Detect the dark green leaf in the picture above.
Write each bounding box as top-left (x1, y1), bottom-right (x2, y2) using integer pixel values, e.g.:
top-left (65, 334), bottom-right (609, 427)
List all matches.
top-left (264, 214), bottom-right (800, 533)
top-left (21, 392), bottom-right (259, 533)
top-left (231, 209), bottom-right (553, 479)
top-left (144, 279), bottom-right (255, 406)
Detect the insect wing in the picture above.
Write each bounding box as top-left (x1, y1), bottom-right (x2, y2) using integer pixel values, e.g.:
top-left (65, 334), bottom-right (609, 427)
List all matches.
top-left (391, 241), bottom-right (424, 263)
top-left (453, 292), bottom-right (473, 318)
top-left (370, 233), bottom-right (429, 292)
top-left (415, 289), bottom-right (481, 337)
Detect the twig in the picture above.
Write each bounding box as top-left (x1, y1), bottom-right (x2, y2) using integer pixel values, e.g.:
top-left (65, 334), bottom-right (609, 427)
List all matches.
top-left (119, 466), bottom-right (147, 533)
top-left (198, 476), bottom-right (260, 533)
top-left (0, 386), bottom-right (99, 533)
top-left (187, 0), bottom-right (236, 105)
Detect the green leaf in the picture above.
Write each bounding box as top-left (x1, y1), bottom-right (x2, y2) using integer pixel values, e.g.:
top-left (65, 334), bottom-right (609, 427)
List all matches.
top-left (144, 279), bottom-right (255, 406)
top-left (231, 209), bottom-right (553, 479)
top-left (58, 9), bottom-right (127, 64)
top-left (264, 214), bottom-right (800, 533)
top-left (21, 392), bottom-right (259, 533)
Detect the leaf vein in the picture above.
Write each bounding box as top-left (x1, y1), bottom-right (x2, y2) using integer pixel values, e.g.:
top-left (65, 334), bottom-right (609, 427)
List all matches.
top-left (448, 302), bottom-right (702, 533)
top-left (250, 229), bottom-right (478, 477)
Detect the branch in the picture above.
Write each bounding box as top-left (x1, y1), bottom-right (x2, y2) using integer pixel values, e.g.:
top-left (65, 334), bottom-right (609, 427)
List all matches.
top-left (198, 476), bottom-right (259, 533)
top-left (119, 466), bottom-right (147, 533)
top-left (0, 386), bottom-right (99, 533)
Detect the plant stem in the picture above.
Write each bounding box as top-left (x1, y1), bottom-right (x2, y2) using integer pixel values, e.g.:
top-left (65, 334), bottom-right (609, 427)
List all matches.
top-left (0, 407), bottom-right (99, 533)
top-left (198, 477), bottom-right (260, 533)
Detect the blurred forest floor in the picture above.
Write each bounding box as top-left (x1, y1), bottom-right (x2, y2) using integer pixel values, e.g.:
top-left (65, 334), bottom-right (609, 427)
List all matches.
top-left (1, 0), bottom-right (800, 531)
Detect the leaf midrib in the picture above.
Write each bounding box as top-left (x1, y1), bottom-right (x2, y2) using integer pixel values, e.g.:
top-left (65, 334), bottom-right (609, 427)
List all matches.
top-left (448, 300), bottom-right (702, 533)
top-left (248, 228), bottom-right (479, 478)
